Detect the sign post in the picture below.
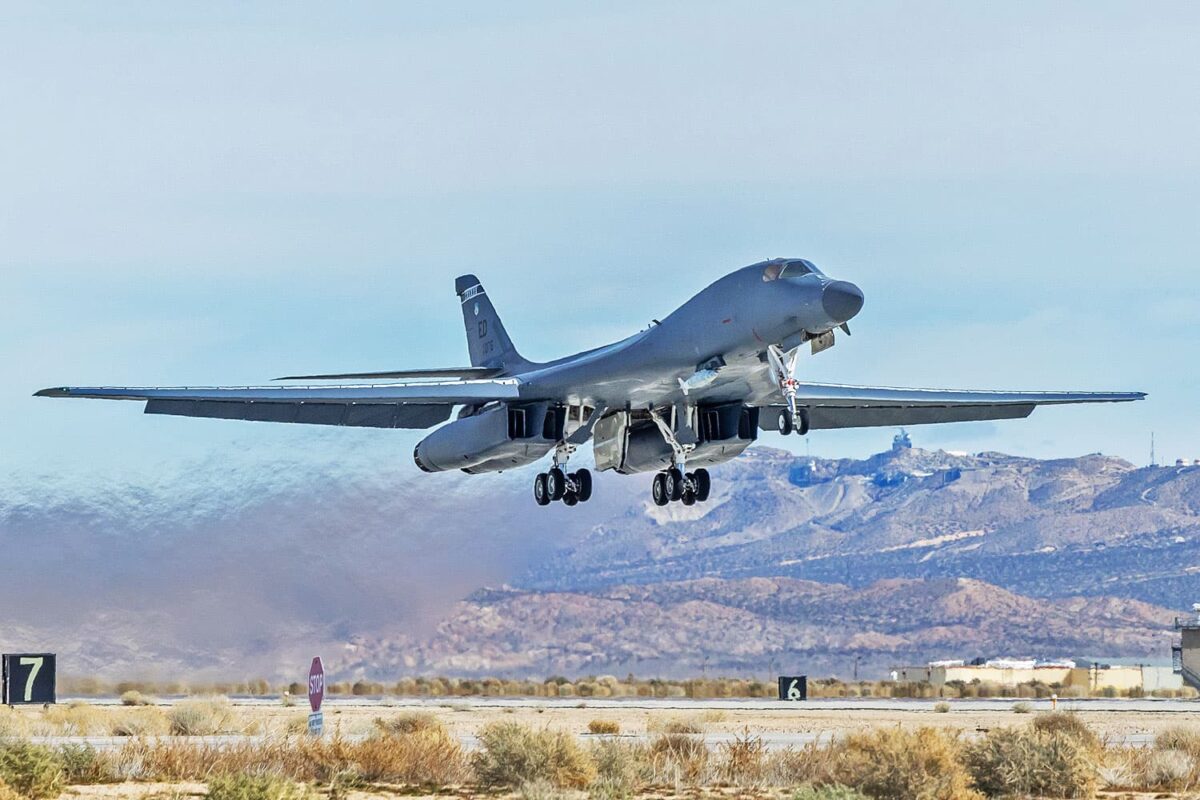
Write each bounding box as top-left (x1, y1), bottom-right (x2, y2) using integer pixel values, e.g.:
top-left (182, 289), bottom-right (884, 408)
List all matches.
top-left (2, 654), bottom-right (56, 706)
top-left (307, 656), bottom-right (324, 736)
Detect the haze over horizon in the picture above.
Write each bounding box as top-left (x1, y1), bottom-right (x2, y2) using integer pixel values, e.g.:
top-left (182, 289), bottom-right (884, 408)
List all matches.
top-left (3, 1), bottom-right (1198, 489)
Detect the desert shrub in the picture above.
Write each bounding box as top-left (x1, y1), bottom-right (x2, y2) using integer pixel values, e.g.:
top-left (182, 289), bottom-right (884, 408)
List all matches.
top-left (588, 719), bottom-right (621, 735)
top-left (701, 709), bottom-right (727, 723)
top-left (373, 711), bottom-right (442, 736)
top-left (1120, 747), bottom-right (1197, 791)
top-left (0, 741), bottom-right (65, 799)
top-left (648, 716), bottom-right (704, 735)
top-left (206, 773), bottom-right (314, 800)
top-left (835, 727), bottom-right (981, 800)
top-left (121, 690), bottom-right (151, 706)
top-left (792, 786), bottom-right (870, 800)
top-left (1011, 701), bottom-right (1033, 714)
top-left (473, 722), bottom-right (597, 789)
top-left (58, 743), bottom-right (107, 784)
top-left (933, 702), bottom-right (950, 713)
top-left (0, 780), bottom-right (21, 800)
top-left (351, 726), bottom-right (468, 785)
top-left (648, 733), bottom-right (708, 785)
top-left (110, 708), bottom-right (171, 737)
top-left (719, 729), bottom-right (766, 785)
top-left (170, 697), bottom-right (236, 735)
top-left (39, 702), bottom-right (107, 735)
top-left (589, 739), bottom-right (648, 799)
top-left (1031, 712), bottom-right (1101, 752)
top-left (965, 725), bottom-right (1098, 799)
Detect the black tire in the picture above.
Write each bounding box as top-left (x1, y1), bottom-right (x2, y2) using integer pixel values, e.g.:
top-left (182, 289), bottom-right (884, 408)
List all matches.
top-left (777, 411), bottom-right (793, 435)
top-left (574, 468), bottom-right (593, 502)
top-left (694, 468), bottom-right (711, 502)
top-left (682, 489), bottom-right (696, 506)
top-left (562, 491), bottom-right (579, 507)
top-left (667, 467), bottom-right (684, 501)
top-left (797, 408), bottom-right (810, 436)
top-left (534, 473), bottom-right (551, 506)
top-left (652, 473), bottom-right (669, 506)
top-left (547, 467), bottom-right (566, 501)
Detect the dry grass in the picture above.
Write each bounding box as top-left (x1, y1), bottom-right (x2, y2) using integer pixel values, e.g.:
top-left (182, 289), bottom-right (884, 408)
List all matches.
top-left (932, 701), bottom-right (950, 713)
top-left (121, 690), bottom-right (152, 706)
top-left (648, 733), bottom-right (708, 786)
top-left (587, 720), bottom-right (620, 735)
top-left (473, 722), bottom-right (597, 789)
top-left (834, 727), bottom-right (982, 800)
top-left (588, 739), bottom-right (648, 799)
top-left (110, 707), bottom-right (171, 737)
top-left (718, 729), bottom-right (766, 786)
top-left (791, 787), bottom-right (870, 800)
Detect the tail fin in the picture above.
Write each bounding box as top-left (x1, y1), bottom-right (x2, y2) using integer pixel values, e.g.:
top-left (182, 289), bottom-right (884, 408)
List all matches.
top-left (455, 274), bottom-right (527, 372)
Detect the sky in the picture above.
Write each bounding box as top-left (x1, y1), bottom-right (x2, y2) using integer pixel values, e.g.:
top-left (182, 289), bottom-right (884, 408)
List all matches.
top-left (3, 0), bottom-right (1199, 488)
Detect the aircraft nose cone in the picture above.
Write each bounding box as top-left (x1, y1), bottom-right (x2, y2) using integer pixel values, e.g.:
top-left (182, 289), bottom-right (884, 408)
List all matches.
top-left (822, 280), bottom-right (864, 322)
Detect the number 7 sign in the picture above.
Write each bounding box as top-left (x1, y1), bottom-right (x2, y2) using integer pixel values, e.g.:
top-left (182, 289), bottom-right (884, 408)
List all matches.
top-left (3, 653), bottom-right (56, 705)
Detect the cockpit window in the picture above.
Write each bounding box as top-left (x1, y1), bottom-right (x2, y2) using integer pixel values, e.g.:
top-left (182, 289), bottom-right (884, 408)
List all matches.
top-left (763, 259), bottom-right (822, 281)
top-left (762, 263), bottom-right (784, 281)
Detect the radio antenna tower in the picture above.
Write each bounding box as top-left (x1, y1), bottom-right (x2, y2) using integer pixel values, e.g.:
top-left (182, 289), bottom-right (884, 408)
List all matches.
top-left (1150, 431), bottom-right (1157, 467)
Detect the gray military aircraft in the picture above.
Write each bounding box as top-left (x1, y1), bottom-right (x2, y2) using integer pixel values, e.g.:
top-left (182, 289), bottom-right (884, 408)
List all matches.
top-left (37, 258), bottom-right (1144, 507)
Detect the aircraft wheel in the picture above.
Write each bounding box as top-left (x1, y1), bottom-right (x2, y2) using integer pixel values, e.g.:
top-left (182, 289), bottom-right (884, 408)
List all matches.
top-left (534, 473), bottom-right (551, 506)
top-left (681, 488), bottom-right (696, 506)
top-left (652, 473), bottom-right (669, 506)
top-left (547, 467), bottom-right (566, 501)
top-left (694, 468), bottom-right (711, 502)
top-left (797, 408), bottom-right (810, 436)
top-left (562, 491), bottom-right (579, 507)
top-left (574, 468), bottom-right (593, 502)
top-left (777, 411), bottom-right (793, 436)
top-left (667, 467), bottom-right (684, 501)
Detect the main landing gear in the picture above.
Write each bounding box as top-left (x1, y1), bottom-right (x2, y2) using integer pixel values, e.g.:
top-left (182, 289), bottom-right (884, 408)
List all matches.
top-left (651, 467), bottom-right (711, 506)
top-left (534, 444), bottom-right (592, 507)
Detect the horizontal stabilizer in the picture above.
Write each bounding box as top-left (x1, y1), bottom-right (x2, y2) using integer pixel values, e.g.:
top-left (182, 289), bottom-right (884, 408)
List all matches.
top-left (274, 367), bottom-right (502, 381)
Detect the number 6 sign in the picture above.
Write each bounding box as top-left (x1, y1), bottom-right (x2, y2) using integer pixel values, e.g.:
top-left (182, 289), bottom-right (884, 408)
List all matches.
top-left (777, 675), bottom-right (807, 702)
top-left (3, 653), bottom-right (56, 705)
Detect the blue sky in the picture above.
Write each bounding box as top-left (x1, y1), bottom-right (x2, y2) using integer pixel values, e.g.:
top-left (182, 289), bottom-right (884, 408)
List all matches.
top-left (3, 1), bottom-right (1198, 485)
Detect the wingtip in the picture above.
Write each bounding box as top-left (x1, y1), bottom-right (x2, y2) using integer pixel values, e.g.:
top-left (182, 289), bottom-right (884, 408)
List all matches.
top-left (35, 387), bottom-right (69, 397)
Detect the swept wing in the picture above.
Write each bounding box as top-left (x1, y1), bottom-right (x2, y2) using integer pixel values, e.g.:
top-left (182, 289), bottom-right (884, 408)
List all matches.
top-left (761, 382), bottom-right (1144, 430)
top-left (34, 379), bottom-right (520, 429)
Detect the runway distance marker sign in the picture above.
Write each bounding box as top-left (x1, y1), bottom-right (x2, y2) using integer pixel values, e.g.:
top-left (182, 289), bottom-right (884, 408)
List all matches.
top-left (778, 675), bottom-right (807, 701)
top-left (3, 653), bottom-right (56, 705)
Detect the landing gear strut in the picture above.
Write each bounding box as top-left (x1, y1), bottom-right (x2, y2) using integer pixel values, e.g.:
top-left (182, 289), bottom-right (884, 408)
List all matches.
top-left (768, 344), bottom-right (809, 436)
top-left (533, 443), bottom-right (592, 507)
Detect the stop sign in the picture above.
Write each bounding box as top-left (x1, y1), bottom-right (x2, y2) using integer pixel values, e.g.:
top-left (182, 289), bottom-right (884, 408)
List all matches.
top-left (308, 657), bottom-right (324, 712)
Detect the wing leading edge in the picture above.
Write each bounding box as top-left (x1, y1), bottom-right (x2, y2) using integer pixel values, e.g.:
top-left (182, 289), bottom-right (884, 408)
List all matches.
top-left (34, 379), bottom-right (521, 430)
top-left (758, 382), bottom-right (1145, 431)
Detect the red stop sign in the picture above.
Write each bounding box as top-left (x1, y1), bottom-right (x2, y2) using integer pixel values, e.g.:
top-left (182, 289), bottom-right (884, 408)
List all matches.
top-left (308, 657), bottom-right (324, 712)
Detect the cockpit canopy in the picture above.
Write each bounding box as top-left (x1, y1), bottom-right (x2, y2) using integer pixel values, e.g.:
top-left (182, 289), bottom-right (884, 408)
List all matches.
top-left (762, 258), bottom-right (823, 282)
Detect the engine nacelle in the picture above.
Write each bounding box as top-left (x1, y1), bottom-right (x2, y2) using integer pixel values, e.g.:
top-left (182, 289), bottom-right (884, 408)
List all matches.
top-left (413, 403), bottom-right (563, 473)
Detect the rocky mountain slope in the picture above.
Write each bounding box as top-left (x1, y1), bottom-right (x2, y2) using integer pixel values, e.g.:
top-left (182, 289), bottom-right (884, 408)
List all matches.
top-left (2, 443), bottom-right (1196, 680)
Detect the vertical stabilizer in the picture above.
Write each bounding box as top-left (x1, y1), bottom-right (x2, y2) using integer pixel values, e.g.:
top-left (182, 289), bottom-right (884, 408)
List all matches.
top-left (455, 274), bottom-right (527, 372)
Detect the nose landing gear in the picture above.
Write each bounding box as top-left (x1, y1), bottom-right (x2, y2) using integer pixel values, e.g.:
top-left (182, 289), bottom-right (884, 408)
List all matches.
top-left (768, 344), bottom-right (810, 436)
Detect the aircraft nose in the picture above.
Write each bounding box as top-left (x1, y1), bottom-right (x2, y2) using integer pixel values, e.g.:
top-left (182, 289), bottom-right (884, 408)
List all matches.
top-left (821, 280), bottom-right (864, 322)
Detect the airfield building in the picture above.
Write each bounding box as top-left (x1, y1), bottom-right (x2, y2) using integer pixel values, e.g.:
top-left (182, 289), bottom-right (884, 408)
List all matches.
top-left (895, 658), bottom-right (1181, 692)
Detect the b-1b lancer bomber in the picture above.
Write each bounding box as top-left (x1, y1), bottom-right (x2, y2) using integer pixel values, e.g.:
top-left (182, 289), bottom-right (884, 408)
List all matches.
top-left (38, 259), bottom-right (1144, 507)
